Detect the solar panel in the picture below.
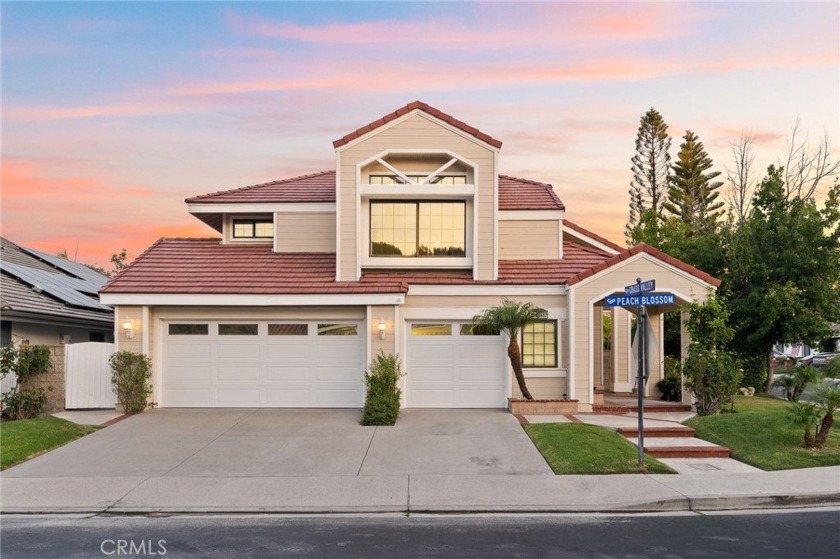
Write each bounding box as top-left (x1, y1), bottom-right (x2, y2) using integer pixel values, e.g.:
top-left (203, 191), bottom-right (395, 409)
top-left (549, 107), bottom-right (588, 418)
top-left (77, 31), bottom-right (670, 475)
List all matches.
top-left (0, 261), bottom-right (110, 311)
top-left (20, 247), bottom-right (110, 287)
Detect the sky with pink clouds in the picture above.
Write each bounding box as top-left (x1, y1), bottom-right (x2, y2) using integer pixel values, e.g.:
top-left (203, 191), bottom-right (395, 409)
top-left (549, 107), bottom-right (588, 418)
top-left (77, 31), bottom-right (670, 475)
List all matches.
top-left (2, 1), bottom-right (838, 267)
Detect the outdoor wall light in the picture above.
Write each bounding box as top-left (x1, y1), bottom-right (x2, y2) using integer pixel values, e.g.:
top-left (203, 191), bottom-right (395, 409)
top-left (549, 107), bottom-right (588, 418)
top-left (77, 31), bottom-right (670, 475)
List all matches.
top-left (378, 318), bottom-right (386, 340)
top-left (123, 318), bottom-right (134, 339)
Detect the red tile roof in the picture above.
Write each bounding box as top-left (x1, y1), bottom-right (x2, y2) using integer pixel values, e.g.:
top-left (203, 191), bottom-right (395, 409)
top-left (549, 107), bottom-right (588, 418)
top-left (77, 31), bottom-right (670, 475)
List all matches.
top-left (101, 239), bottom-right (613, 295)
top-left (186, 170), bottom-right (565, 210)
top-left (565, 243), bottom-right (721, 288)
top-left (498, 175), bottom-right (565, 211)
top-left (186, 171), bottom-right (335, 204)
top-left (563, 219), bottom-right (623, 252)
top-left (100, 239), bottom-right (405, 295)
top-left (332, 101), bottom-right (503, 149)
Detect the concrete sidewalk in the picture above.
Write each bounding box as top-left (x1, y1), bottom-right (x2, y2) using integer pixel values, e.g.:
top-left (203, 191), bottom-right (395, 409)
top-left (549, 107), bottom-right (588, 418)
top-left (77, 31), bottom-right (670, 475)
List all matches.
top-left (2, 466), bottom-right (838, 514)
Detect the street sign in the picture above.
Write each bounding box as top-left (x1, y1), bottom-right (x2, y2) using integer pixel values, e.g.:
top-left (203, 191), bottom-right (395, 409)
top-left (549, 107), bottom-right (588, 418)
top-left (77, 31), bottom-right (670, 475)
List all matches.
top-left (604, 292), bottom-right (675, 308)
top-left (625, 279), bottom-right (655, 296)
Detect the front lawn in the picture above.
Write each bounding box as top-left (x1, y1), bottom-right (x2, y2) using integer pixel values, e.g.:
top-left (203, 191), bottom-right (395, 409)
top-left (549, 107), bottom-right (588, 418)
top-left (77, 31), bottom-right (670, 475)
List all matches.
top-left (686, 395), bottom-right (840, 471)
top-left (0, 416), bottom-right (100, 470)
top-left (524, 423), bottom-right (675, 474)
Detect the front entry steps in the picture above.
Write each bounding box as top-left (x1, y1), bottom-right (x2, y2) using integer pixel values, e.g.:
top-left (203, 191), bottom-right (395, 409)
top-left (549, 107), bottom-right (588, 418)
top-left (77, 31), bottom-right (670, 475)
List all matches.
top-left (617, 426), bottom-right (694, 438)
top-left (620, 427), bottom-right (730, 458)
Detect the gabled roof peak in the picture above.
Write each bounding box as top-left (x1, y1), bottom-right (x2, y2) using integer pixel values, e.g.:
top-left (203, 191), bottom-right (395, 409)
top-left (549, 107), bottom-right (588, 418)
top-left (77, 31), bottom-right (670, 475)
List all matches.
top-left (333, 101), bottom-right (503, 150)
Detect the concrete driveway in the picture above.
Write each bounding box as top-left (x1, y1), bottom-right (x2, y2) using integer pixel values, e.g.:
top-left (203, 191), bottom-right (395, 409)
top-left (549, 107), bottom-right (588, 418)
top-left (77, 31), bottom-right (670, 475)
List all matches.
top-left (3, 408), bottom-right (551, 479)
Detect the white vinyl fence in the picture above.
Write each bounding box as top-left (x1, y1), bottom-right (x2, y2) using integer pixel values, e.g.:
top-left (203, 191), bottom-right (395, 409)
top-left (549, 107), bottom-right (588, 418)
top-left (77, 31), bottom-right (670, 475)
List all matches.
top-left (65, 342), bottom-right (116, 409)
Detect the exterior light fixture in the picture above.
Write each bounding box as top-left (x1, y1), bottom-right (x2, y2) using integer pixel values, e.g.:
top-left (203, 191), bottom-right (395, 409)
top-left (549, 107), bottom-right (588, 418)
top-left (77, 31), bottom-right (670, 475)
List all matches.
top-left (123, 318), bottom-right (134, 339)
top-left (378, 318), bottom-right (386, 340)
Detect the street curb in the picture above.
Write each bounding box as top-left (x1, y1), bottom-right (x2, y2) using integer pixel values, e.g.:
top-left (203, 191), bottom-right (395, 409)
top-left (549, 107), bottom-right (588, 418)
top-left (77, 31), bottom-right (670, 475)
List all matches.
top-left (3, 493), bottom-right (838, 516)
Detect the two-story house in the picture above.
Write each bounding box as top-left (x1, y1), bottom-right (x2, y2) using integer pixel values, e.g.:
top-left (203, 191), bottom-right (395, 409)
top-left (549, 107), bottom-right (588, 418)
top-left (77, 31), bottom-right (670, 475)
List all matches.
top-left (100, 101), bottom-right (719, 411)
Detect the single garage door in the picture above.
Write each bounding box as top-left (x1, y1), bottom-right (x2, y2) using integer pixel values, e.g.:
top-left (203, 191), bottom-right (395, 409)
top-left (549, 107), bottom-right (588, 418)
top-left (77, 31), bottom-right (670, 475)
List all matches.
top-left (162, 321), bottom-right (364, 407)
top-left (406, 322), bottom-right (507, 408)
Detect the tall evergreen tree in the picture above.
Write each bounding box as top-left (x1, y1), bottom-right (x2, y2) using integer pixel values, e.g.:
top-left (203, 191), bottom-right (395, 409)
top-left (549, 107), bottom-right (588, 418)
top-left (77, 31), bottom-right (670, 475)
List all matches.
top-left (665, 130), bottom-right (725, 231)
top-left (626, 108), bottom-right (672, 245)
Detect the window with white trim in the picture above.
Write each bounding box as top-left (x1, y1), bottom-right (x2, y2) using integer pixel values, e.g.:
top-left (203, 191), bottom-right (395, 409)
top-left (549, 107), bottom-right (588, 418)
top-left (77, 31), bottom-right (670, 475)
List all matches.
top-left (233, 219), bottom-right (273, 239)
top-left (522, 321), bottom-right (558, 368)
top-left (370, 201), bottom-right (466, 257)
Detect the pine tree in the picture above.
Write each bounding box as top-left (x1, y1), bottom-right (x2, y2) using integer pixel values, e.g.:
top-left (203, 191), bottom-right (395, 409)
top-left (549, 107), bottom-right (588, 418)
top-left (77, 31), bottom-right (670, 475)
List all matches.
top-left (665, 130), bottom-right (724, 231)
top-left (627, 108), bottom-right (671, 244)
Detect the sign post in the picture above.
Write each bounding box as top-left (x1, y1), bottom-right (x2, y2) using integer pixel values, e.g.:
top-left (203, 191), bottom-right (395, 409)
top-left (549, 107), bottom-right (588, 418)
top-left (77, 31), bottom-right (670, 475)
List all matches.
top-left (635, 279), bottom-right (645, 468)
top-left (603, 279), bottom-right (661, 468)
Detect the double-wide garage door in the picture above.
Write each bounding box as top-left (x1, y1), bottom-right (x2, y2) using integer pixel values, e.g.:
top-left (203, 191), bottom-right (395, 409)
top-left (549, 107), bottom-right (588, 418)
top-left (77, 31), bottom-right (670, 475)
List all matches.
top-left (406, 323), bottom-right (507, 408)
top-left (162, 321), bottom-right (364, 407)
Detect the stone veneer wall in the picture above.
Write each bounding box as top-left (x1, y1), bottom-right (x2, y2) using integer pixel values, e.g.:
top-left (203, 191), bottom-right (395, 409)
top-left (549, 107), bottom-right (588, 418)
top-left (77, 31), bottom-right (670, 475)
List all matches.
top-left (19, 345), bottom-right (66, 413)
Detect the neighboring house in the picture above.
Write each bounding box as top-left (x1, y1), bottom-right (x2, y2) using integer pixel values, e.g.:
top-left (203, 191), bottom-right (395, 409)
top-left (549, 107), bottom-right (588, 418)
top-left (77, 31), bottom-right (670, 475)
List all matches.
top-left (1, 237), bottom-right (114, 347)
top-left (100, 101), bottom-right (719, 411)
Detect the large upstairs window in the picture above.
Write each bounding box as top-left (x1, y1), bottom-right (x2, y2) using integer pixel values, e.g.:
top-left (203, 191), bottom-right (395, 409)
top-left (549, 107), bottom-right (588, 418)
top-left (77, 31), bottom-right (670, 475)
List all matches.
top-left (370, 201), bottom-right (466, 257)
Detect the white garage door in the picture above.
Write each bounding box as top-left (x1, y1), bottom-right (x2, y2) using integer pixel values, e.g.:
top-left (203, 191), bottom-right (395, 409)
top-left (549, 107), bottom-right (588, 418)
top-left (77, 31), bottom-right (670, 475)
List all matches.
top-left (406, 322), bottom-right (507, 408)
top-left (162, 321), bottom-right (364, 407)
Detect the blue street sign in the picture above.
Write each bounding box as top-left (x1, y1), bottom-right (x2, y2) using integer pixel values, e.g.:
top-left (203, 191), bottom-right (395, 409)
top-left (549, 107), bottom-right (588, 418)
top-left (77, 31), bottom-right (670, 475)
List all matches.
top-left (604, 292), bottom-right (675, 308)
top-left (625, 279), bottom-right (655, 296)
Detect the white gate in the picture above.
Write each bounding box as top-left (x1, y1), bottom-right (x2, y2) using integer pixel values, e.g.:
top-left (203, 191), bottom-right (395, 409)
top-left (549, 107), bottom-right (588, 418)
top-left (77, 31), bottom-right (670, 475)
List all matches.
top-left (65, 342), bottom-right (116, 409)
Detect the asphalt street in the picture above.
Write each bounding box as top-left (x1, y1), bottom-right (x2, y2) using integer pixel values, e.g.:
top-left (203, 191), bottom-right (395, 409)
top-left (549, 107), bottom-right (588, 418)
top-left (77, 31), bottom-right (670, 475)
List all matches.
top-left (2, 508), bottom-right (839, 558)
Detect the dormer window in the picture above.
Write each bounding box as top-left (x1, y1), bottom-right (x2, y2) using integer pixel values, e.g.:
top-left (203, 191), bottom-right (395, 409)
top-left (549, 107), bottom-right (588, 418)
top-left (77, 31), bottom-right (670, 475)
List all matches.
top-left (233, 219), bottom-right (273, 239)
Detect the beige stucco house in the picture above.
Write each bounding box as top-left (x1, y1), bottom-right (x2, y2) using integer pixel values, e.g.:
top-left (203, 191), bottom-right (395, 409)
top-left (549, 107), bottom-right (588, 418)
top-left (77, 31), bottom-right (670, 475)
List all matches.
top-left (99, 102), bottom-right (719, 412)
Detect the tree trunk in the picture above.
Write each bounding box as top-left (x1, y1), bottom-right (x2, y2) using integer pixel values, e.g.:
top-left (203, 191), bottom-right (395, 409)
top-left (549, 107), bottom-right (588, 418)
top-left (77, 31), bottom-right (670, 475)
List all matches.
top-left (814, 413), bottom-right (834, 449)
top-left (508, 337), bottom-right (533, 401)
top-left (804, 427), bottom-right (815, 449)
top-left (764, 350), bottom-right (774, 394)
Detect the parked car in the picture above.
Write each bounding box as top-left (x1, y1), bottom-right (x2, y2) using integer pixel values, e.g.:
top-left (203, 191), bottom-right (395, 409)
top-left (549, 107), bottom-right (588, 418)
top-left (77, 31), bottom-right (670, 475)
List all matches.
top-left (810, 352), bottom-right (839, 369)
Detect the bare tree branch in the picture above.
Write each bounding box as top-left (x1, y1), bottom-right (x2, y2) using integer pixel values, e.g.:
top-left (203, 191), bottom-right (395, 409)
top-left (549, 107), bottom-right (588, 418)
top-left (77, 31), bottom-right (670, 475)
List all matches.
top-left (779, 117), bottom-right (840, 201)
top-left (725, 130), bottom-right (756, 225)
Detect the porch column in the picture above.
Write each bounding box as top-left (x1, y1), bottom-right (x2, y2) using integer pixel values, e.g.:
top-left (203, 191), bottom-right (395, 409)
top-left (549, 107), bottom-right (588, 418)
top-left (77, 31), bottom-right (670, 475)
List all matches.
top-left (592, 308), bottom-right (603, 390)
top-left (612, 308), bottom-right (631, 392)
top-left (680, 308), bottom-right (692, 404)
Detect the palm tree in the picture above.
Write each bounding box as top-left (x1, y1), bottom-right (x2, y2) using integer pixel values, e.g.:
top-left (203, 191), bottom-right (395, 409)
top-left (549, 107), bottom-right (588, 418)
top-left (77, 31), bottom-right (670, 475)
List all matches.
top-left (788, 402), bottom-right (819, 448)
top-left (813, 382), bottom-right (840, 448)
top-left (473, 298), bottom-right (548, 401)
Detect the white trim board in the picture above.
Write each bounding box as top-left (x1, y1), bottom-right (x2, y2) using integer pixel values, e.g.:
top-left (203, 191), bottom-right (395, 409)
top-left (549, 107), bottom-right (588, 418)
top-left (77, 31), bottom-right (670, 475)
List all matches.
top-left (407, 285), bottom-right (566, 296)
top-left (562, 224), bottom-right (620, 255)
top-left (335, 110), bottom-right (502, 154)
top-left (567, 252), bottom-right (715, 292)
top-left (499, 210), bottom-right (564, 221)
top-left (188, 203), bottom-right (336, 214)
top-left (101, 293), bottom-right (406, 306)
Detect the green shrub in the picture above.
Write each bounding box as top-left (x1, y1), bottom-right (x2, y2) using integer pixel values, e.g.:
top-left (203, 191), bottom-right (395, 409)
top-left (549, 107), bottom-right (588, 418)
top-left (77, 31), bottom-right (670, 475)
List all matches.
top-left (740, 355), bottom-right (767, 391)
top-left (15, 346), bottom-right (51, 383)
top-left (0, 345), bottom-right (52, 420)
top-left (656, 357), bottom-right (682, 402)
top-left (109, 351), bottom-right (153, 415)
top-left (2, 387), bottom-right (48, 420)
top-left (361, 351), bottom-right (403, 426)
top-left (685, 348), bottom-right (743, 416)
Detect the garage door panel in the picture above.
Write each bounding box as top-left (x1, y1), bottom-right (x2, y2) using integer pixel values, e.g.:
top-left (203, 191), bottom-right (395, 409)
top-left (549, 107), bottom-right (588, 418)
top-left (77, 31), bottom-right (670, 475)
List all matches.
top-left (216, 366), bottom-right (261, 381)
top-left (265, 344), bottom-right (311, 360)
top-left (165, 388), bottom-right (211, 406)
top-left (167, 344), bottom-right (211, 360)
top-left (217, 343), bottom-right (262, 360)
top-left (167, 366), bottom-right (211, 382)
top-left (214, 388), bottom-right (261, 406)
top-left (262, 388), bottom-right (313, 406)
top-left (265, 365), bottom-right (311, 381)
top-left (163, 320), bottom-right (363, 408)
top-left (315, 365), bottom-right (362, 382)
top-left (457, 366), bottom-right (504, 382)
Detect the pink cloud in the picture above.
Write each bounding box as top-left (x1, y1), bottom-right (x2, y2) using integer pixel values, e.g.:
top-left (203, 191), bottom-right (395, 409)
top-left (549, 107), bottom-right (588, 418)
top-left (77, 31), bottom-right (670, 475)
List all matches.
top-left (226, 4), bottom-right (719, 48)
